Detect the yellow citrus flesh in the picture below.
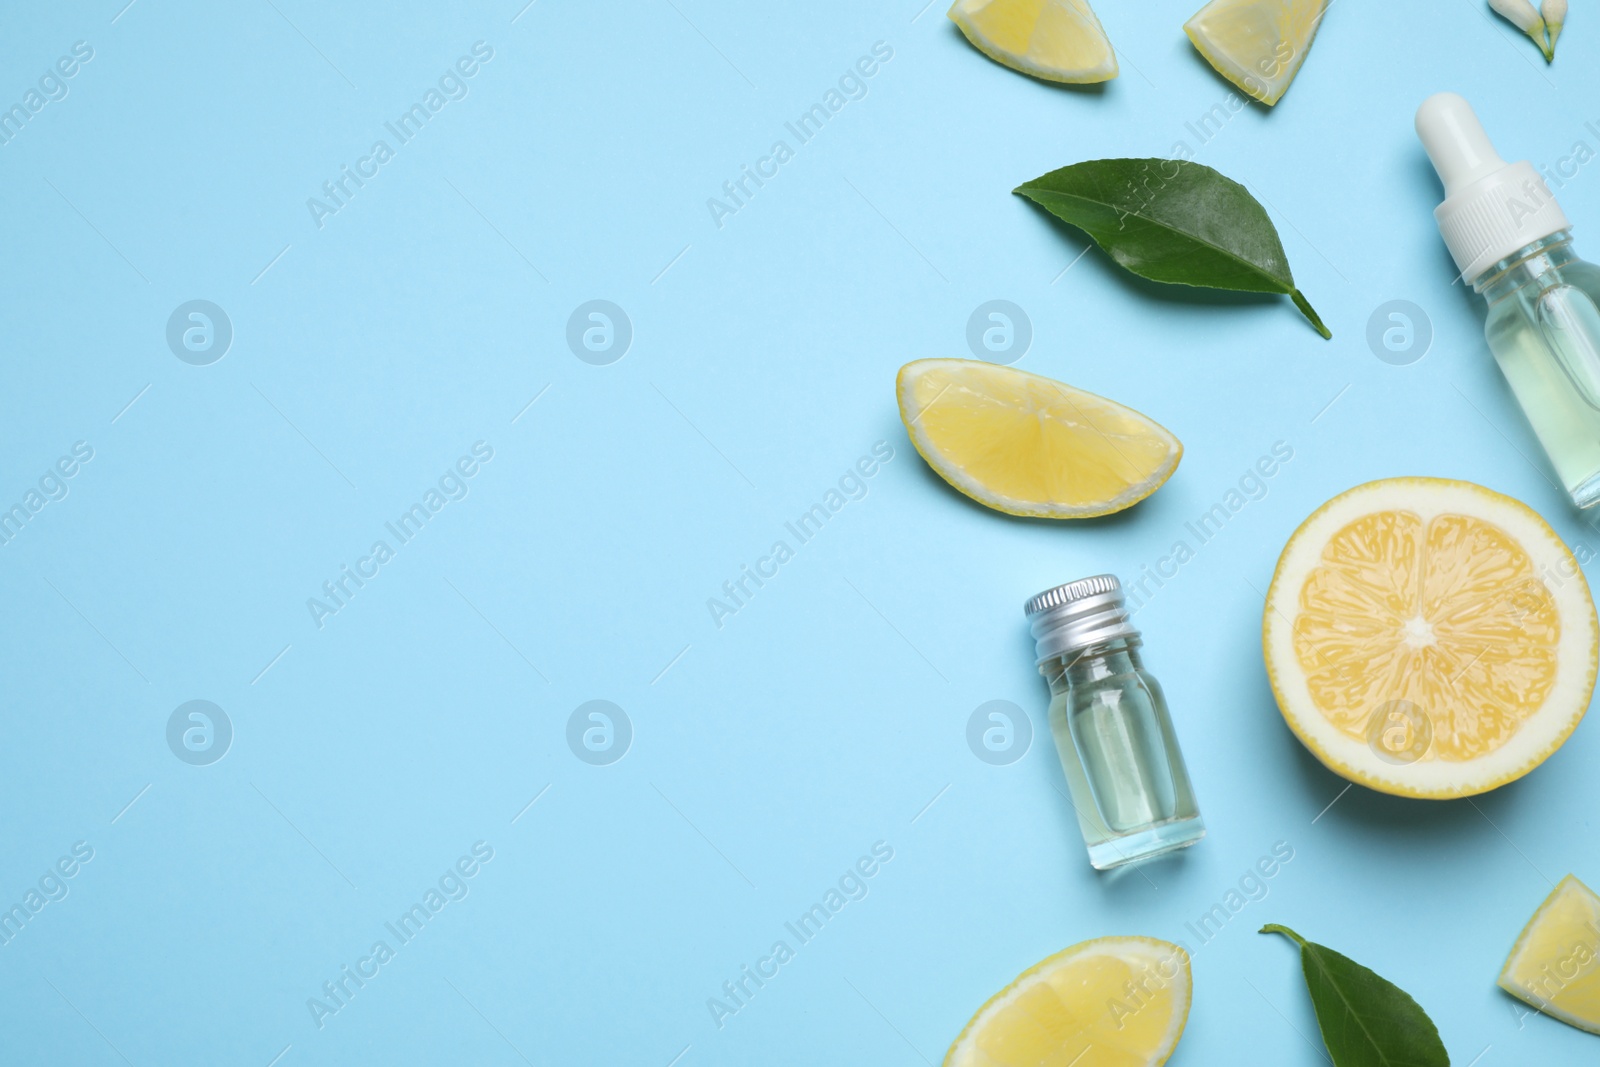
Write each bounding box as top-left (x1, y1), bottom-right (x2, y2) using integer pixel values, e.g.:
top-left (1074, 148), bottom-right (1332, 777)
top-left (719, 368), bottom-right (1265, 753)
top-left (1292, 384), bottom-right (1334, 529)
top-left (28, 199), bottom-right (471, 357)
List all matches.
top-left (896, 359), bottom-right (1181, 519)
top-left (1183, 0), bottom-right (1329, 106)
top-left (1264, 478), bottom-right (1597, 799)
top-left (948, 0), bottom-right (1119, 84)
top-left (945, 937), bottom-right (1190, 1067)
top-left (1499, 875), bottom-right (1600, 1035)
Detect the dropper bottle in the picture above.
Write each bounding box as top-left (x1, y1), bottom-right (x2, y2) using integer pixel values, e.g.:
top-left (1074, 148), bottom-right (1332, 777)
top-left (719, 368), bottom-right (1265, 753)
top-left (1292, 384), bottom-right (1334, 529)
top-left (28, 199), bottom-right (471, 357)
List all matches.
top-left (1417, 92), bottom-right (1600, 508)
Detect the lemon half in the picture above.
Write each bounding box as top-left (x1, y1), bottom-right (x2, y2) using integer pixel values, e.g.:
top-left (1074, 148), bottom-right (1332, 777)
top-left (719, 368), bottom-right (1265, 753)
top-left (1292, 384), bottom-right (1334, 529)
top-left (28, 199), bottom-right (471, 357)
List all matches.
top-left (1183, 0), bottom-right (1329, 105)
top-left (1500, 875), bottom-right (1600, 1035)
top-left (948, 0), bottom-right (1119, 84)
top-left (897, 359), bottom-right (1181, 519)
top-left (945, 937), bottom-right (1191, 1067)
top-left (1264, 478), bottom-right (1597, 799)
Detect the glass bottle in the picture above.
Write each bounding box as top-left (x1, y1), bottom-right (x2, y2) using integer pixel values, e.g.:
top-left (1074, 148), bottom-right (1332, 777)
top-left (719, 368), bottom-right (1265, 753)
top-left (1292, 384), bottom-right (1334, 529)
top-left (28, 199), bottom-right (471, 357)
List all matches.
top-left (1477, 232), bottom-right (1600, 506)
top-left (1025, 575), bottom-right (1205, 869)
top-left (1418, 93), bottom-right (1600, 508)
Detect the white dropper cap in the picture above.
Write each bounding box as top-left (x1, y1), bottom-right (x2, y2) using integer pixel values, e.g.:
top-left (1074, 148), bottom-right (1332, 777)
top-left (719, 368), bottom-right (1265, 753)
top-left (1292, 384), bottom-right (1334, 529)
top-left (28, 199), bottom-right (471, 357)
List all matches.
top-left (1415, 92), bottom-right (1569, 281)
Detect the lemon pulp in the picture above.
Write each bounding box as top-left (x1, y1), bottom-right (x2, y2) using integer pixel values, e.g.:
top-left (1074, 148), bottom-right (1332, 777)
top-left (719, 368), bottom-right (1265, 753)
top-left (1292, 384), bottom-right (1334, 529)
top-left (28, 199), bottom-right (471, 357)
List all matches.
top-left (1263, 478), bottom-right (1597, 799)
top-left (948, 0), bottom-right (1119, 84)
top-left (1183, 0), bottom-right (1329, 105)
top-left (1293, 509), bottom-right (1559, 761)
top-left (1500, 875), bottom-right (1600, 1035)
top-left (897, 359), bottom-right (1181, 519)
top-left (945, 937), bottom-right (1190, 1067)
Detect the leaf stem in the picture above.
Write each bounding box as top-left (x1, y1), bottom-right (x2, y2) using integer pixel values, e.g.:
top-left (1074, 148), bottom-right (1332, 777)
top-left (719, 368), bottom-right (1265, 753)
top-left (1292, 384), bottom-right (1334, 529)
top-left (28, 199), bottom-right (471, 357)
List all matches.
top-left (1260, 923), bottom-right (1310, 948)
top-left (1291, 290), bottom-right (1332, 339)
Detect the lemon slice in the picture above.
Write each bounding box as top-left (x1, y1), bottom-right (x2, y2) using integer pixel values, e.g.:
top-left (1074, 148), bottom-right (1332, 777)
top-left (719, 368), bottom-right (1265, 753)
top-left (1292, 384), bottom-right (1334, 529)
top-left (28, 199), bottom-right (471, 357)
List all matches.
top-left (897, 359), bottom-right (1181, 519)
top-left (945, 937), bottom-right (1190, 1067)
top-left (1263, 478), bottom-right (1598, 799)
top-left (1183, 0), bottom-right (1329, 106)
top-left (948, 0), bottom-right (1119, 84)
top-left (1500, 875), bottom-right (1600, 1034)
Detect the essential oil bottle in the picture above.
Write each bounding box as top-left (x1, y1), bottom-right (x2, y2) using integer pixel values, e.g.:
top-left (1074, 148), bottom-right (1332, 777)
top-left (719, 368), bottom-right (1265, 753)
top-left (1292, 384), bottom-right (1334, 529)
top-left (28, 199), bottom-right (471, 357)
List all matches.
top-left (1025, 575), bottom-right (1204, 869)
top-left (1417, 93), bottom-right (1600, 509)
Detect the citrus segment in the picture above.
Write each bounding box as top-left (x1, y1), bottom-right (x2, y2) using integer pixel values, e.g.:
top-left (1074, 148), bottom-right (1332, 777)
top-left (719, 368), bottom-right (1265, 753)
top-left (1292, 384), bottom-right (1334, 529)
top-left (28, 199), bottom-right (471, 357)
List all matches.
top-left (1183, 0), bottom-right (1329, 106)
top-left (896, 359), bottom-right (1181, 519)
top-left (949, 0), bottom-right (1119, 84)
top-left (1499, 875), bottom-right (1600, 1035)
top-left (945, 937), bottom-right (1190, 1067)
top-left (1264, 478), bottom-right (1597, 798)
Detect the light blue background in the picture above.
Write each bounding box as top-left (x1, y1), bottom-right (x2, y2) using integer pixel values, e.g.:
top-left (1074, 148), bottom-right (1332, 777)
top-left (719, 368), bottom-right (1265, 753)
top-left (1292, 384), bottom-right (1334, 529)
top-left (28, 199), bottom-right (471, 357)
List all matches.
top-left (2, 0), bottom-right (1598, 1063)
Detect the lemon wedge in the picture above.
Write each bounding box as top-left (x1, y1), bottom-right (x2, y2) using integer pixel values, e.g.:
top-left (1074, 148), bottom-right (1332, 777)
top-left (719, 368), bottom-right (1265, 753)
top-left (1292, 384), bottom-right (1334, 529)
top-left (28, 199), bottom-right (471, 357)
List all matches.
top-left (1183, 0), bottom-right (1329, 105)
top-left (1263, 478), bottom-right (1598, 799)
top-left (1500, 875), bottom-right (1600, 1034)
top-left (945, 937), bottom-right (1191, 1067)
top-left (948, 0), bottom-right (1119, 84)
top-left (896, 359), bottom-right (1181, 519)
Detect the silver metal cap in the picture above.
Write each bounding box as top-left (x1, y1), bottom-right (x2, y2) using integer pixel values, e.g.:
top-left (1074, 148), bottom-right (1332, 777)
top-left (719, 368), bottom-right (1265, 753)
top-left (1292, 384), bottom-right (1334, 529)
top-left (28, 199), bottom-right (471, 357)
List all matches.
top-left (1024, 574), bottom-right (1139, 664)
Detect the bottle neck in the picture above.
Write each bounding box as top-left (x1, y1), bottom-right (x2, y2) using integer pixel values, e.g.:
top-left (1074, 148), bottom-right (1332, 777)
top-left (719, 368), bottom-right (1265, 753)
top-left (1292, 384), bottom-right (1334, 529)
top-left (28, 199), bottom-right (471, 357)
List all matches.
top-left (1475, 230), bottom-right (1577, 301)
top-left (1044, 636), bottom-right (1144, 689)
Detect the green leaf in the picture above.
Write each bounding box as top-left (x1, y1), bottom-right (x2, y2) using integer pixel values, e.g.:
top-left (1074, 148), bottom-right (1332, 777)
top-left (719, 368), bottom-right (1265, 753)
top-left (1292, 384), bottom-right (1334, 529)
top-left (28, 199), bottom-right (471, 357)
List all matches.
top-left (1261, 924), bottom-right (1450, 1067)
top-left (1013, 158), bottom-right (1331, 338)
